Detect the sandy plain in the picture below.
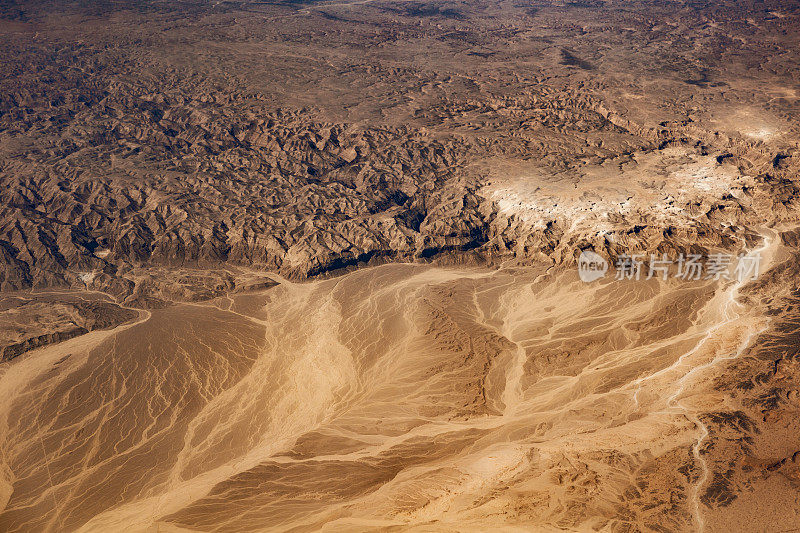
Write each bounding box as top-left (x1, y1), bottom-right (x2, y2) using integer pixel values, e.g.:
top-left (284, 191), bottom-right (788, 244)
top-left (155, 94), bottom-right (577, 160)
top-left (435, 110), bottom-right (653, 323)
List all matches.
top-left (2, 221), bottom-right (798, 531)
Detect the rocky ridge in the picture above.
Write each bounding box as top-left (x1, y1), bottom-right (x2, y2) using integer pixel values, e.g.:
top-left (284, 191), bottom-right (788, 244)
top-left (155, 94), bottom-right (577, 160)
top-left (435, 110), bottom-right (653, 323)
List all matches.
top-left (0, 0), bottom-right (798, 302)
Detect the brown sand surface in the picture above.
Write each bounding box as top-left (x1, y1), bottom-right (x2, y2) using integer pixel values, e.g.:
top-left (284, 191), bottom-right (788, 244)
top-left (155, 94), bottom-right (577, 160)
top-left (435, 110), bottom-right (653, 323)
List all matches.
top-left (1, 224), bottom-right (797, 531)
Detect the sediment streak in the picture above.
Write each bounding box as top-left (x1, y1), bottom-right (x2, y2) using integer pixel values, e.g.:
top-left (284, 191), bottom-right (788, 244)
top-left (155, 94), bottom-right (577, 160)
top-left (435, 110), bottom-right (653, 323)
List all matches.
top-left (0, 232), bottom-right (787, 531)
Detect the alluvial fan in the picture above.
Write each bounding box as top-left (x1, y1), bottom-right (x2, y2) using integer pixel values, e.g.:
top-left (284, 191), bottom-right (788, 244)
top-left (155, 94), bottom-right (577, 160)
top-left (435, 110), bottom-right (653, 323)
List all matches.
top-left (1, 0), bottom-right (800, 531)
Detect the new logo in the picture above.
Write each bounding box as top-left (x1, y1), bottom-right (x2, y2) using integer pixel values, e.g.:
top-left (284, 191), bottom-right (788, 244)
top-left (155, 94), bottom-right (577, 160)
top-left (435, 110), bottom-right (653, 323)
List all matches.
top-left (578, 250), bottom-right (608, 282)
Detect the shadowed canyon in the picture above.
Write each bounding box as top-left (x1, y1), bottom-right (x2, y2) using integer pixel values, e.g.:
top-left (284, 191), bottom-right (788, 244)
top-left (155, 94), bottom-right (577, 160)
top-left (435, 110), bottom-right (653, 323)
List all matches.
top-left (1, 0), bottom-right (800, 531)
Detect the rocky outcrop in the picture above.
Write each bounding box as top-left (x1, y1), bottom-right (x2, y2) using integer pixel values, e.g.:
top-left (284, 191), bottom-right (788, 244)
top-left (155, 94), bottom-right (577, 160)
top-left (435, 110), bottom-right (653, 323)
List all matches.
top-left (1, 326), bottom-right (88, 362)
top-left (0, 0), bottom-right (797, 300)
top-left (0, 299), bottom-right (138, 362)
